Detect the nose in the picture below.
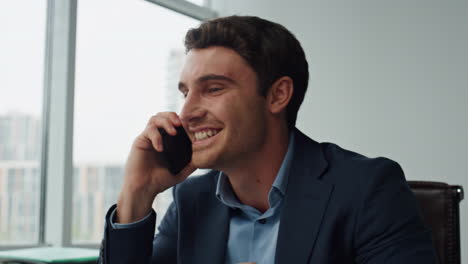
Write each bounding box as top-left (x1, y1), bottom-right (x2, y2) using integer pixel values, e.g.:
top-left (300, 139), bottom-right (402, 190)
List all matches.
top-left (179, 92), bottom-right (206, 125)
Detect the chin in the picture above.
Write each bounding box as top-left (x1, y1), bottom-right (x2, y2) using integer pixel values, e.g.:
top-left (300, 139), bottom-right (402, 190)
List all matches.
top-left (191, 152), bottom-right (218, 169)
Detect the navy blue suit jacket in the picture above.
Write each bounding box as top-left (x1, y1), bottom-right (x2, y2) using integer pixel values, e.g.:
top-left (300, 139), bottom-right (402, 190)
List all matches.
top-left (100, 128), bottom-right (437, 263)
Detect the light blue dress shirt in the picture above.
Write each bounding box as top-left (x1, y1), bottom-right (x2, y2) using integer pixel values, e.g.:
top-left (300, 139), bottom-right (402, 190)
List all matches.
top-left (111, 132), bottom-right (295, 264)
top-left (216, 132), bottom-right (295, 264)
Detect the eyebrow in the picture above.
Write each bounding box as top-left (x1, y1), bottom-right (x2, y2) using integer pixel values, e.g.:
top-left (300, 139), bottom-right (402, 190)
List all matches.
top-left (178, 74), bottom-right (237, 92)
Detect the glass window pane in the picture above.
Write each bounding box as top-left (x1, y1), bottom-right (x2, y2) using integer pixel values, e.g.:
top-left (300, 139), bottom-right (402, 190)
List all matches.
top-left (73, 0), bottom-right (199, 244)
top-left (0, 1), bottom-right (46, 245)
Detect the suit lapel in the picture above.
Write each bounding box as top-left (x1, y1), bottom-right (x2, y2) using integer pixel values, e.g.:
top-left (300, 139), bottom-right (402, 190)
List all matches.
top-left (181, 175), bottom-right (230, 264)
top-left (275, 129), bottom-right (334, 264)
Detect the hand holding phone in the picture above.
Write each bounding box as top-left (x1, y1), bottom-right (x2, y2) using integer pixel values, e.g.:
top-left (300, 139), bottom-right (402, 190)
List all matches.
top-left (117, 113), bottom-right (195, 224)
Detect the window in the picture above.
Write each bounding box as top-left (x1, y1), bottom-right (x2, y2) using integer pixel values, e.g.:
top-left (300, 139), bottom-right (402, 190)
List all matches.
top-left (0, 1), bottom-right (46, 245)
top-left (0, 0), bottom-right (215, 248)
top-left (72, 0), bottom-right (200, 244)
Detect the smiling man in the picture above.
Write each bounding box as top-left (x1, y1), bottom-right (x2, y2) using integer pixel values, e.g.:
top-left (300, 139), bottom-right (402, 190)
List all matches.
top-left (99, 16), bottom-right (437, 263)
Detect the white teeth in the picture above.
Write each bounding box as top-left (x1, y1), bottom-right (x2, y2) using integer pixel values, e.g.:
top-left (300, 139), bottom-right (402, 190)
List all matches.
top-left (194, 129), bottom-right (219, 141)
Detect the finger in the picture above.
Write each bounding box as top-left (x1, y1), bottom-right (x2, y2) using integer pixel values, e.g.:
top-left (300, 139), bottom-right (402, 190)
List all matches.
top-left (144, 112), bottom-right (182, 151)
top-left (151, 115), bottom-right (178, 136)
top-left (144, 126), bottom-right (163, 152)
top-left (132, 134), bottom-right (155, 151)
top-left (158, 112), bottom-right (182, 131)
top-left (166, 112), bottom-right (182, 127)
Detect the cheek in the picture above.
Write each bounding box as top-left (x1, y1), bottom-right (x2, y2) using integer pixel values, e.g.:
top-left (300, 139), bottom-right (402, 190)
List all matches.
top-left (206, 93), bottom-right (243, 122)
top-left (205, 92), bottom-right (267, 129)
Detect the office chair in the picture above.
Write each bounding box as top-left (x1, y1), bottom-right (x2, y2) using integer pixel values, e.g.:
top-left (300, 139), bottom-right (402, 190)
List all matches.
top-left (408, 181), bottom-right (464, 264)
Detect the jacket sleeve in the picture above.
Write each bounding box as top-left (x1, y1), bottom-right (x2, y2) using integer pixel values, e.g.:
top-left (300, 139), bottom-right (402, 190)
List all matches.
top-left (98, 188), bottom-right (179, 264)
top-left (98, 204), bottom-right (156, 264)
top-left (354, 159), bottom-right (439, 263)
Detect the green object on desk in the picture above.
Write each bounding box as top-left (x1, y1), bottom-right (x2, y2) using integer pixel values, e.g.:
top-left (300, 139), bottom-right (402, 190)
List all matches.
top-left (0, 247), bottom-right (98, 263)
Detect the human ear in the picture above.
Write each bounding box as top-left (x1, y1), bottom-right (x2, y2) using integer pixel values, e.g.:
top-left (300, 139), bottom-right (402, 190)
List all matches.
top-left (266, 76), bottom-right (294, 114)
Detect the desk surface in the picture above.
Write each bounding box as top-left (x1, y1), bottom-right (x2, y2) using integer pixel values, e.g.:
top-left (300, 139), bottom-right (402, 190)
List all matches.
top-left (0, 247), bottom-right (98, 263)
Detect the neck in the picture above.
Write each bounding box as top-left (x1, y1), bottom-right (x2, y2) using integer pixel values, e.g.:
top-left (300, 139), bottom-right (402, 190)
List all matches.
top-left (222, 124), bottom-right (291, 213)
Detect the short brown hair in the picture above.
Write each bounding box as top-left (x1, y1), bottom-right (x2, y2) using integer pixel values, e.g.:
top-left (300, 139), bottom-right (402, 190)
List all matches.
top-left (184, 15), bottom-right (309, 128)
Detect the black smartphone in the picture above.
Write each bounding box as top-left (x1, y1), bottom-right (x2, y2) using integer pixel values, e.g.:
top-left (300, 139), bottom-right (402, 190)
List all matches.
top-left (158, 126), bottom-right (192, 175)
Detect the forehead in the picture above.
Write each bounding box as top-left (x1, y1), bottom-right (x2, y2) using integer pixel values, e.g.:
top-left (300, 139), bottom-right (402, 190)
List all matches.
top-left (180, 46), bottom-right (254, 83)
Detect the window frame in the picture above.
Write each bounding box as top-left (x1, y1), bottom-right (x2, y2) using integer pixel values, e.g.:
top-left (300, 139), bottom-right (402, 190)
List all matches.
top-left (41, 0), bottom-right (77, 247)
top-left (145, 0), bottom-right (217, 21)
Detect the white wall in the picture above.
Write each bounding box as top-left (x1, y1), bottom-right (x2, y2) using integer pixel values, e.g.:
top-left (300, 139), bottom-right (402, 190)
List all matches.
top-left (212, 0), bottom-right (468, 260)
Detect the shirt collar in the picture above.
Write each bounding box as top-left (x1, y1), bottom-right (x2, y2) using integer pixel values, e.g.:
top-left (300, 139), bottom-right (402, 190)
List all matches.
top-left (215, 131), bottom-right (296, 208)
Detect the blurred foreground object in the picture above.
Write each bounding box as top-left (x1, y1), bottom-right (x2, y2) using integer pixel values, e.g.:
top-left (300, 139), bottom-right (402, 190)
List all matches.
top-left (0, 247), bottom-right (98, 264)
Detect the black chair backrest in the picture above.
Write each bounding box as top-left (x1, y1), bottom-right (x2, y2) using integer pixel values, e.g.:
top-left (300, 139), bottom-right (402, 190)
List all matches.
top-left (407, 181), bottom-right (464, 264)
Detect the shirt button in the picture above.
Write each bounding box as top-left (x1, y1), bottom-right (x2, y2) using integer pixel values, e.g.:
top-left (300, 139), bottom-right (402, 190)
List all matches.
top-left (258, 218), bottom-right (267, 224)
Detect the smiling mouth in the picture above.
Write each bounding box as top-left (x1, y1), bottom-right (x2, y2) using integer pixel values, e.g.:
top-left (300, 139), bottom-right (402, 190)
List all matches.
top-left (193, 128), bottom-right (222, 142)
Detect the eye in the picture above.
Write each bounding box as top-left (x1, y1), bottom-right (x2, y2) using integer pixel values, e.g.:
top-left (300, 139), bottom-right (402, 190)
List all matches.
top-left (208, 87), bottom-right (223, 93)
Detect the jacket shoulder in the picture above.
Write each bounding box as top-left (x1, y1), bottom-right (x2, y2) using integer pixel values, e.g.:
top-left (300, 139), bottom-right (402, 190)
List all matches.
top-left (322, 142), bottom-right (402, 171)
top-left (317, 141), bottom-right (406, 187)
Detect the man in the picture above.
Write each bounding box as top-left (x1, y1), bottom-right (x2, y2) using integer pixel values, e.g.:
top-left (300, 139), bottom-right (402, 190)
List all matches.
top-left (99, 16), bottom-right (437, 263)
